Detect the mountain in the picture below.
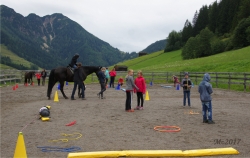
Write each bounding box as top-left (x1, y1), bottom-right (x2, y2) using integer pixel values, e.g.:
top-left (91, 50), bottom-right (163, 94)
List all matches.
top-left (0, 5), bottom-right (137, 69)
top-left (140, 39), bottom-right (167, 54)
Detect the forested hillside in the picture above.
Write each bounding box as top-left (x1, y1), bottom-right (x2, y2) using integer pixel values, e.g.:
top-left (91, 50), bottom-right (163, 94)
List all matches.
top-left (140, 39), bottom-right (166, 54)
top-left (0, 5), bottom-right (137, 69)
top-left (164, 0), bottom-right (250, 60)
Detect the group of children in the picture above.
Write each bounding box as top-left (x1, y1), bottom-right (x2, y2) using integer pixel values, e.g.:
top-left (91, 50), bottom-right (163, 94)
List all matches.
top-left (173, 73), bottom-right (214, 124)
top-left (122, 70), bottom-right (214, 124)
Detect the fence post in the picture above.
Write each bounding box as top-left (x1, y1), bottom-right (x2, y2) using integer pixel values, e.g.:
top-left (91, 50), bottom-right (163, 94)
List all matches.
top-left (195, 72), bottom-right (197, 85)
top-left (244, 73), bottom-right (246, 92)
top-left (216, 73), bottom-right (218, 88)
top-left (151, 72), bottom-right (154, 83)
top-left (166, 72), bottom-right (168, 83)
top-left (228, 73), bottom-right (231, 90)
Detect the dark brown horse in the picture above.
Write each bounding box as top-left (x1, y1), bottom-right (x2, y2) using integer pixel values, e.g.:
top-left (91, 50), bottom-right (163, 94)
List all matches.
top-left (24, 71), bottom-right (35, 85)
top-left (47, 66), bottom-right (101, 100)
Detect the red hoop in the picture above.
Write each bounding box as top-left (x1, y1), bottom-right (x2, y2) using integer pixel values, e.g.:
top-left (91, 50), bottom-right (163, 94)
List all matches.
top-left (154, 126), bottom-right (181, 132)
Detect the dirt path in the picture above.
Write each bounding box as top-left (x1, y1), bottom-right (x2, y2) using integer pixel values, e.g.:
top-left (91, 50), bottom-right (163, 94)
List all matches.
top-left (1, 83), bottom-right (250, 158)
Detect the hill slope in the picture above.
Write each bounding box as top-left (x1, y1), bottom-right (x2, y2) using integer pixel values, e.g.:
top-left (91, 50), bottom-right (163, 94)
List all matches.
top-left (0, 5), bottom-right (137, 69)
top-left (140, 39), bottom-right (167, 54)
top-left (116, 46), bottom-right (250, 72)
top-left (0, 44), bottom-right (40, 70)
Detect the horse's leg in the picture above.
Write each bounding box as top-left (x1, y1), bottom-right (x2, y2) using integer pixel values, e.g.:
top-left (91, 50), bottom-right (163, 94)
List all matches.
top-left (59, 81), bottom-right (68, 99)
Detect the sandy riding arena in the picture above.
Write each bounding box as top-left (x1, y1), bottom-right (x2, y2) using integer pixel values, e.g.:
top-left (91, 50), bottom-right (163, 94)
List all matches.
top-left (1, 83), bottom-right (250, 158)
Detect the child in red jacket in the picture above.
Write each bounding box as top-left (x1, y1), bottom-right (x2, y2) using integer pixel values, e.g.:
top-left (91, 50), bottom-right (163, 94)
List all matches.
top-left (35, 72), bottom-right (42, 86)
top-left (118, 76), bottom-right (124, 86)
top-left (134, 70), bottom-right (146, 110)
top-left (109, 68), bottom-right (116, 88)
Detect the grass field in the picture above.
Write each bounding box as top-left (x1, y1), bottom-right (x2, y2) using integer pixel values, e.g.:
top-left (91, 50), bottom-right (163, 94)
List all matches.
top-left (0, 44), bottom-right (38, 69)
top-left (115, 46), bottom-right (250, 72)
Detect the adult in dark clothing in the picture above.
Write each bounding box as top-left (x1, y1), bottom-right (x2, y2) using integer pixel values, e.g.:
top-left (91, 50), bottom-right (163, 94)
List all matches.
top-left (41, 69), bottom-right (47, 86)
top-left (69, 53), bottom-right (80, 69)
top-left (97, 67), bottom-right (106, 99)
top-left (71, 63), bottom-right (85, 100)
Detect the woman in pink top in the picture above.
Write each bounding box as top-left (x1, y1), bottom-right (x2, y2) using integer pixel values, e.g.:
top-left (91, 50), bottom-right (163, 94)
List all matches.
top-left (134, 70), bottom-right (146, 110)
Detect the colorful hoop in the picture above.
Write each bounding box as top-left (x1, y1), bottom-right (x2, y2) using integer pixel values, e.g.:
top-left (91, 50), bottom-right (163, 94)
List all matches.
top-left (154, 126), bottom-right (181, 132)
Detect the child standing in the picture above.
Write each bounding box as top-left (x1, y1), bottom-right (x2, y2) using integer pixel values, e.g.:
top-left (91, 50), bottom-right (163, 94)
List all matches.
top-left (105, 67), bottom-right (110, 87)
top-left (172, 75), bottom-right (179, 87)
top-left (198, 73), bottom-right (214, 124)
top-left (97, 67), bottom-right (107, 99)
top-left (180, 72), bottom-right (192, 107)
top-left (125, 69), bottom-right (139, 112)
top-left (134, 70), bottom-right (146, 110)
top-left (35, 72), bottom-right (41, 86)
top-left (109, 68), bottom-right (116, 88)
top-left (118, 76), bottom-right (124, 86)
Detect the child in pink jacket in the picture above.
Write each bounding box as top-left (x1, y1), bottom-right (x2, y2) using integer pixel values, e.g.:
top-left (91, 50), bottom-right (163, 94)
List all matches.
top-left (134, 70), bottom-right (146, 110)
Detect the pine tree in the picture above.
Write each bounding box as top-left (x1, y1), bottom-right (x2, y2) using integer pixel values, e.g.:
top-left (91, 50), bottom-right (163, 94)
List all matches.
top-left (208, 1), bottom-right (218, 33)
top-left (182, 19), bottom-right (193, 44)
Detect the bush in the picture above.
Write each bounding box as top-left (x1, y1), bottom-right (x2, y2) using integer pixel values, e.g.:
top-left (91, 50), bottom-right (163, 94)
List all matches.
top-left (211, 39), bottom-right (226, 54)
top-left (232, 16), bottom-right (250, 49)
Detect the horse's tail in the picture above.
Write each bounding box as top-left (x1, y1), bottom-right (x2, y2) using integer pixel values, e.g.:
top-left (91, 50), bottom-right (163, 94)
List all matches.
top-left (47, 69), bottom-right (56, 99)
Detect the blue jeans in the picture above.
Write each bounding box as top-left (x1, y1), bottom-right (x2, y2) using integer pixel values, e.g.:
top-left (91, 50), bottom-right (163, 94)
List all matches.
top-left (202, 101), bottom-right (212, 121)
top-left (183, 91), bottom-right (190, 106)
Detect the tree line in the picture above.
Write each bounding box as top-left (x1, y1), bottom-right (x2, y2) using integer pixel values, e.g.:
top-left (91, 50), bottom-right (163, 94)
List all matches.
top-left (164, 0), bottom-right (250, 60)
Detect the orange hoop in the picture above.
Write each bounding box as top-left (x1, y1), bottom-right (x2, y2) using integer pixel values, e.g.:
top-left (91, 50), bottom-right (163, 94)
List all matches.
top-left (154, 126), bottom-right (181, 132)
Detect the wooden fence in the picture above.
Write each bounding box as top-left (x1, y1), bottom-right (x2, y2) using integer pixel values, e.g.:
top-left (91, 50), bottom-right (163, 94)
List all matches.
top-left (91, 71), bottom-right (250, 92)
top-left (1, 70), bottom-right (250, 92)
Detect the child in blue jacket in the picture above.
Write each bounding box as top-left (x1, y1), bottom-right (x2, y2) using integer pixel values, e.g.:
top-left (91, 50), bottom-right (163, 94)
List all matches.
top-left (198, 73), bottom-right (215, 124)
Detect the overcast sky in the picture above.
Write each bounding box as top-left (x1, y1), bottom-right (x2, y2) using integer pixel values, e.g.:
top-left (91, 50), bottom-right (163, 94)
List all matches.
top-left (1, 0), bottom-right (215, 53)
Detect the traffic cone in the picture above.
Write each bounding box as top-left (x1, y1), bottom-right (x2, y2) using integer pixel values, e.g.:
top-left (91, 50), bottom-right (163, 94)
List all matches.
top-left (145, 91), bottom-right (150, 101)
top-left (54, 91), bottom-right (59, 102)
top-left (13, 132), bottom-right (27, 158)
top-left (150, 81), bottom-right (153, 86)
top-left (66, 81), bottom-right (68, 86)
top-left (176, 84), bottom-right (180, 90)
top-left (57, 83), bottom-right (60, 90)
top-left (13, 86), bottom-right (16, 91)
top-left (25, 83), bottom-right (28, 87)
top-left (16, 84), bottom-right (18, 89)
top-left (115, 84), bottom-right (120, 90)
top-left (31, 82), bottom-right (34, 86)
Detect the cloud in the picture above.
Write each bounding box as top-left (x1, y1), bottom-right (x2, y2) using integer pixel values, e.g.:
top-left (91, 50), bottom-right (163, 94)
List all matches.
top-left (1, 0), bottom-right (215, 52)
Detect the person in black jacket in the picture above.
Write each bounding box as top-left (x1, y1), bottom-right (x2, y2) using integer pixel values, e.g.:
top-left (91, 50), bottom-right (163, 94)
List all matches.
top-left (71, 62), bottom-right (85, 100)
top-left (97, 67), bottom-right (106, 99)
top-left (41, 69), bottom-right (47, 86)
top-left (180, 72), bottom-right (192, 107)
top-left (69, 53), bottom-right (79, 70)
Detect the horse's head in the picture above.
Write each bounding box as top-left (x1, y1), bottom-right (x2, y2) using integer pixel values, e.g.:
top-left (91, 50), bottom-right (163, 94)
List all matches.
top-left (81, 66), bottom-right (101, 80)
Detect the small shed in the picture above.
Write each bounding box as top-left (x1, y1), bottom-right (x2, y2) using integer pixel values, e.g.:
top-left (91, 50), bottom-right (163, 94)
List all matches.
top-left (139, 52), bottom-right (147, 57)
top-left (114, 65), bottom-right (128, 71)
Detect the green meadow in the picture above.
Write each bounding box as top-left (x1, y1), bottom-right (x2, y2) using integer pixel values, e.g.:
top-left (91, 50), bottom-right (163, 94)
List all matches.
top-left (0, 44), bottom-right (38, 70)
top-left (115, 46), bottom-right (250, 72)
